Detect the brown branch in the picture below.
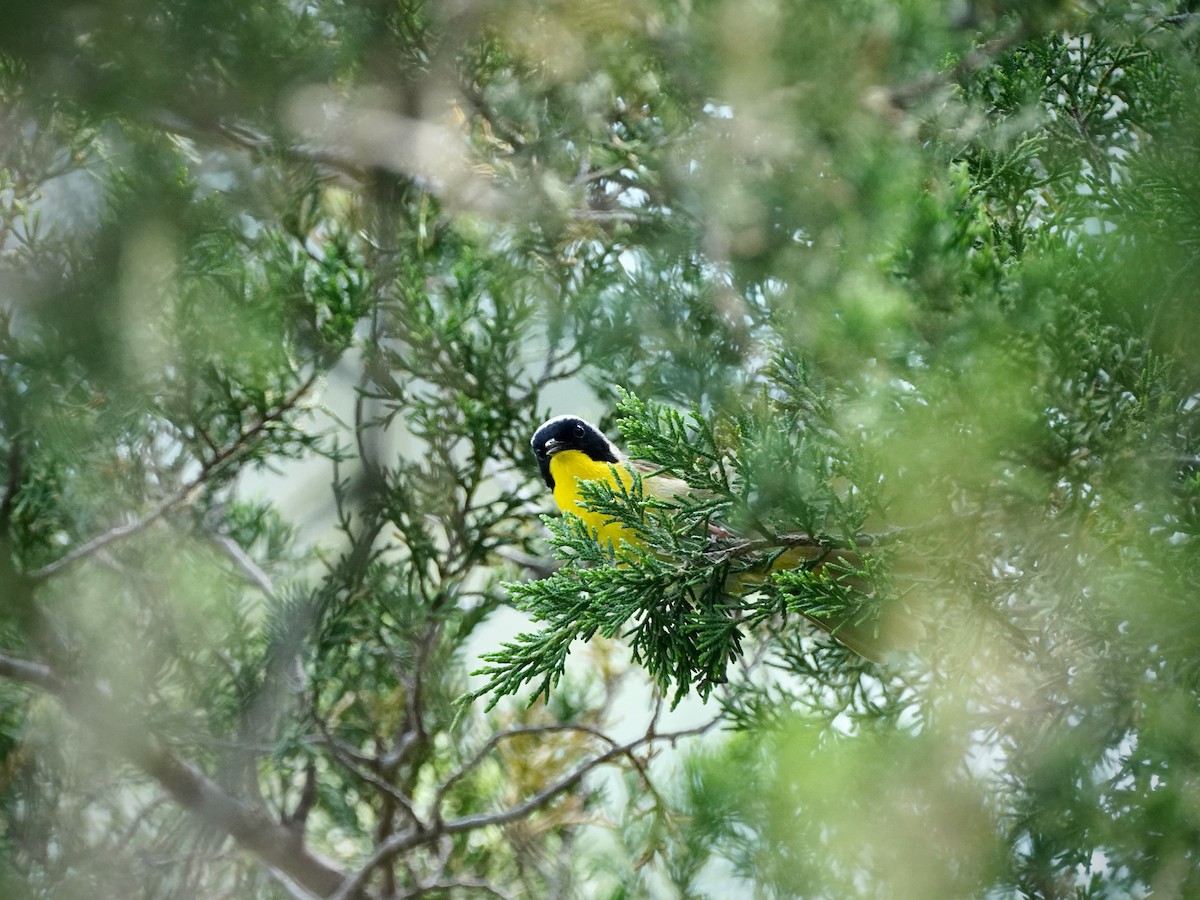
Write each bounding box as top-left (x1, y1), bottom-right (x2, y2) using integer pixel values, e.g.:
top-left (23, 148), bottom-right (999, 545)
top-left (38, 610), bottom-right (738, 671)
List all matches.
top-left (0, 649), bottom-right (61, 692)
top-left (878, 9), bottom-right (1187, 116)
top-left (494, 547), bottom-right (560, 580)
top-left (284, 758), bottom-right (319, 832)
top-left (152, 110), bottom-right (368, 184)
top-left (315, 728), bottom-right (421, 825)
top-left (432, 721), bottom-right (626, 815)
top-left (566, 208), bottom-right (649, 224)
top-left (456, 75), bottom-right (529, 154)
top-left (210, 533), bottom-right (279, 599)
top-left (30, 372), bottom-right (320, 582)
top-left (873, 29), bottom-right (1028, 113)
top-left (0, 648), bottom-right (352, 899)
top-left (331, 717), bottom-right (719, 900)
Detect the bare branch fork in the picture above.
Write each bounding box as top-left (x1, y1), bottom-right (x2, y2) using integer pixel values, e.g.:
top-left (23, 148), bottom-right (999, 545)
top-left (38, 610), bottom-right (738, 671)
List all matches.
top-left (329, 715), bottom-right (720, 900)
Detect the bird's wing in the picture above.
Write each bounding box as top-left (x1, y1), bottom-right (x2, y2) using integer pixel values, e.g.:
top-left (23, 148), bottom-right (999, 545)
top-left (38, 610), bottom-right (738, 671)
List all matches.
top-left (627, 459), bottom-right (703, 503)
top-left (627, 459), bottom-right (912, 661)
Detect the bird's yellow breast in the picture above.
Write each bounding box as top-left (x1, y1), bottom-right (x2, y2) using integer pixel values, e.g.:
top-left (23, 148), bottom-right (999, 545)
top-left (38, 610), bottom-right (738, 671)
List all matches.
top-left (548, 450), bottom-right (640, 551)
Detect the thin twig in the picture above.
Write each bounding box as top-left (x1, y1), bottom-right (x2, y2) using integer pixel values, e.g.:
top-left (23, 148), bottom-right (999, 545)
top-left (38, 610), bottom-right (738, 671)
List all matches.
top-left (432, 722), bottom-right (625, 815)
top-left (331, 717), bottom-right (719, 900)
top-left (882, 31), bottom-right (1028, 111)
top-left (493, 547), bottom-right (559, 579)
top-left (31, 372), bottom-right (319, 582)
top-left (0, 649), bottom-right (61, 692)
top-left (210, 534), bottom-right (278, 600)
top-left (0, 648), bottom-right (351, 897)
top-left (314, 726), bottom-right (422, 825)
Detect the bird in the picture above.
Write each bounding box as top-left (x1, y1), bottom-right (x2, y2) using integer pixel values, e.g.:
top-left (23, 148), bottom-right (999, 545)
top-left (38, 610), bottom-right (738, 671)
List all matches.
top-left (530, 413), bottom-right (677, 551)
top-left (529, 414), bottom-right (896, 660)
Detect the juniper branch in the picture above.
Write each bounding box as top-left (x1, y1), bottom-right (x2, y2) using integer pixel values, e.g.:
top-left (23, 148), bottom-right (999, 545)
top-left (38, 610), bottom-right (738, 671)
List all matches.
top-left (31, 371), bottom-right (319, 582)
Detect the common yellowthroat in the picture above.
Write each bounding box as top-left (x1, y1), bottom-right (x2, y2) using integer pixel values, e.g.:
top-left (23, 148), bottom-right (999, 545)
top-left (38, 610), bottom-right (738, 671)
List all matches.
top-left (531, 414), bottom-right (675, 550)
top-left (530, 415), bottom-right (897, 659)
top-left (531, 414), bottom-right (848, 557)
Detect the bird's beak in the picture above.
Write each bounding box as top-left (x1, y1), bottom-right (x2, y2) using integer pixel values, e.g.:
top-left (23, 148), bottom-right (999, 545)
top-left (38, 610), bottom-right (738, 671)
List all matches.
top-left (542, 438), bottom-right (565, 455)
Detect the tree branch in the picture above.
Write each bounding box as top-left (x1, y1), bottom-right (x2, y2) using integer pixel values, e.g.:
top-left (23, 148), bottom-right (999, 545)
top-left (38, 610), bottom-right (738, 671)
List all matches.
top-left (869, 29), bottom-right (1028, 114)
top-left (432, 722), bottom-right (625, 814)
top-left (30, 372), bottom-right (319, 582)
top-left (0, 649), bottom-right (61, 692)
top-left (151, 110), bottom-right (368, 184)
top-left (209, 533), bottom-right (278, 600)
top-left (330, 717), bottom-right (719, 900)
top-left (0, 648), bottom-right (352, 899)
top-left (314, 727), bottom-right (421, 825)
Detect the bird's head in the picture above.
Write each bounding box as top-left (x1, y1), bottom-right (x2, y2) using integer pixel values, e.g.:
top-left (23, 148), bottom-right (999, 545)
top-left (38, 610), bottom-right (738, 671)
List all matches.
top-left (531, 415), bottom-right (620, 489)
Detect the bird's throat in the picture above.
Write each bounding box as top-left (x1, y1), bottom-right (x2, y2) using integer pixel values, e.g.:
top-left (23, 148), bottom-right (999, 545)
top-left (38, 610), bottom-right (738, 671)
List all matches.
top-left (548, 451), bottom-right (639, 550)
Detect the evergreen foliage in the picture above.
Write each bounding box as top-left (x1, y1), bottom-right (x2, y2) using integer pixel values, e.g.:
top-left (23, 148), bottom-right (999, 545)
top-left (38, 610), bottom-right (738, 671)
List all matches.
top-left (0, 1), bottom-right (1198, 898)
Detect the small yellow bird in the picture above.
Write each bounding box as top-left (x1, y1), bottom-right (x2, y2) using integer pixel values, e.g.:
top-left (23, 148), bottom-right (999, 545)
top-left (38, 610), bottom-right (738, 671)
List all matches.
top-left (530, 415), bottom-right (915, 662)
top-left (530, 414), bottom-right (668, 550)
top-left (530, 413), bottom-right (857, 559)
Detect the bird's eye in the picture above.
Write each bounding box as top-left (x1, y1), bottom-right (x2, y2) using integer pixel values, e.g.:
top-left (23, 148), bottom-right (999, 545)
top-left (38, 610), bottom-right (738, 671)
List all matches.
top-left (574, 423), bottom-right (585, 437)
